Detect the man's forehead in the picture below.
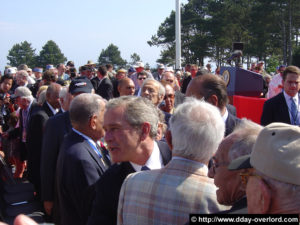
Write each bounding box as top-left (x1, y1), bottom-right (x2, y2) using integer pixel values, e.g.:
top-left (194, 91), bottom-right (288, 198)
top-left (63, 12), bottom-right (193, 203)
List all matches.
top-left (215, 136), bottom-right (234, 160)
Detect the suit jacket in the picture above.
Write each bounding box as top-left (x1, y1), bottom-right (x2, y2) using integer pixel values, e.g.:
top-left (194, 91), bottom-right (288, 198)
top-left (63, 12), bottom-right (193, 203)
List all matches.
top-left (118, 158), bottom-right (229, 225)
top-left (8, 100), bottom-right (39, 161)
top-left (95, 77), bottom-right (114, 100)
top-left (40, 111), bottom-right (72, 202)
top-left (91, 76), bottom-right (101, 91)
top-left (26, 102), bottom-right (55, 194)
top-left (260, 92), bottom-right (291, 126)
top-left (225, 112), bottom-right (241, 137)
top-left (56, 130), bottom-right (110, 225)
top-left (87, 141), bottom-right (171, 225)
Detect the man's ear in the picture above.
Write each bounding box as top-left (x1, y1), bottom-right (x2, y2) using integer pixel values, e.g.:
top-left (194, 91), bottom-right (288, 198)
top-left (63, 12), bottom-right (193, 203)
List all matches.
top-left (246, 177), bottom-right (271, 214)
top-left (140, 122), bottom-right (151, 141)
top-left (207, 94), bottom-right (218, 107)
top-left (165, 130), bottom-right (173, 150)
top-left (89, 114), bottom-right (97, 130)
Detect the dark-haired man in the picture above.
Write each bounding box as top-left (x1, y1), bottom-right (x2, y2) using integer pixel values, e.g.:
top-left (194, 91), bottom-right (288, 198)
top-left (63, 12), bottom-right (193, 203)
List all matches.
top-left (261, 65), bottom-right (300, 126)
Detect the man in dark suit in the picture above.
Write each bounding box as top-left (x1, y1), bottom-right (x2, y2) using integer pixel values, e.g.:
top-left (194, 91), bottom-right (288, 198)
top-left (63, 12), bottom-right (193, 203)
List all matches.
top-left (91, 65), bottom-right (113, 100)
top-left (40, 77), bottom-right (94, 220)
top-left (186, 74), bottom-right (240, 136)
top-left (261, 65), bottom-right (300, 126)
top-left (56, 93), bottom-right (110, 225)
top-left (87, 96), bottom-right (171, 225)
top-left (26, 83), bottom-right (61, 197)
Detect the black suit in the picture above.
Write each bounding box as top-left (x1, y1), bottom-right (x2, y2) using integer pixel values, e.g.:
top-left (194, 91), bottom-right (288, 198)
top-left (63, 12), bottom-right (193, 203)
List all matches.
top-left (91, 77), bottom-right (101, 91)
top-left (26, 102), bottom-right (55, 196)
top-left (40, 111), bottom-right (72, 203)
top-left (261, 92), bottom-right (291, 126)
top-left (225, 112), bottom-right (241, 137)
top-left (56, 130), bottom-right (110, 225)
top-left (87, 141), bottom-right (171, 225)
top-left (95, 77), bottom-right (114, 100)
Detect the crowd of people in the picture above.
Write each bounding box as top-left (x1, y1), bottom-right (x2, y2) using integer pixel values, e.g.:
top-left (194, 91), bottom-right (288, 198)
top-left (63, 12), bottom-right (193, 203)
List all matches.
top-left (0, 60), bottom-right (299, 225)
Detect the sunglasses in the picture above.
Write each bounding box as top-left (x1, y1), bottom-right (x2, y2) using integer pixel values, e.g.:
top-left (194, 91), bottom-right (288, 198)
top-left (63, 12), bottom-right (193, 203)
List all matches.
top-left (138, 77), bottom-right (147, 80)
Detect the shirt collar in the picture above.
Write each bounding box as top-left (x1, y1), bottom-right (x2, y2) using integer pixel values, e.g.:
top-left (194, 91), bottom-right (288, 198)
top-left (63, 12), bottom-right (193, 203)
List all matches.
top-left (283, 90), bottom-right (299, 105)
top-left (172, 156), bottom-right (208, 173)
top-left (130, 141), bottom-right (164, 171)
top-left (72, 128), bottom-right (97, 149)
top-left (222, 107), bottom-right (229, 122)
top-left (46, 101), bottom-right (58, 115)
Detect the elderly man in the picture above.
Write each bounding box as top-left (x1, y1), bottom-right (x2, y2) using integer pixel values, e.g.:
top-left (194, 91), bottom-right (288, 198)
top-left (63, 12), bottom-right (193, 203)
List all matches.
top-left (14, 70), bottom-right (34, 92)
top-left (141, 78), bottom-right (165, 106)
top-left (186, 74), bottom-right (240, 136)
top-left (117, 98), bottom-right (227, 225)
top-left (26, 83), bottom-right (61, 198)
top-left (161, 71), bottom-right (180, 91)
top-left (261, 65), bottom-right (300, 126)
top-left (152, 64), bottom-right (164, 81)
top-left (117, 78), bottom-right (135, 96)
top-left (8, 87), bottom-right (39, 177)
top-left (56, 94), bottom-right (110, 225)
top-left (141, 78), bottom-right (171, 125)
top-left (160, 84), bottom-right (175, 114)
top-left (208, 119), bottom-right (262, 213)
top-left (229, 123), bottom-right (300, 214)
top-left (87, 96), bottom-right (171, 225)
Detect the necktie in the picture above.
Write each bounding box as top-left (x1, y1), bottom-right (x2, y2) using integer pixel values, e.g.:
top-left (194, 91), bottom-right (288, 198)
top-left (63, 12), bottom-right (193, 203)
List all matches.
top-left (141, 165), bottom-right (150, 171)
top-left (290, 97), bottom-right (298, 125)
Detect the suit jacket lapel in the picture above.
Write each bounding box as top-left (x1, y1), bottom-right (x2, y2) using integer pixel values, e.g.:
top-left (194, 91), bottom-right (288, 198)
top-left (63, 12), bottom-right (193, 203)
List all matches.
top-left (43, 102), bottom-right (54, 117)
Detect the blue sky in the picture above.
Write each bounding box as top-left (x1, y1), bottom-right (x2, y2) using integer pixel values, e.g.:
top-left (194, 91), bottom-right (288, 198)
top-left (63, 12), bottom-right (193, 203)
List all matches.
top-left (0, 0), bottom-right (188, 71)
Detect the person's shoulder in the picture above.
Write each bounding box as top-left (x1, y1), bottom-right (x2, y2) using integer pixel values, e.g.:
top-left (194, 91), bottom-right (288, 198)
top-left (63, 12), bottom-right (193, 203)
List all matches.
top-left (265, 92), bottom-right (284, 104)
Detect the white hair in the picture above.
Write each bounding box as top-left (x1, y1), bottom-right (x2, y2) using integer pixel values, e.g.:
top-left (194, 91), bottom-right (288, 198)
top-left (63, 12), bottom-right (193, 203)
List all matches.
top-left (59, 86), bottom-right (68, 101)
top-left (170, 97), bottom-right (225, 162)
top-left (228, 119), bottom-right (263, 162)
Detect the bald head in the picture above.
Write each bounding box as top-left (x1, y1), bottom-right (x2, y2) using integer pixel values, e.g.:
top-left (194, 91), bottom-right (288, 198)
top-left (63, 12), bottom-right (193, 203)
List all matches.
top-left (46, 83), bottom-right (62, 109)
top-left (118, 78), bottom-right (135, 96)
top-left (186, 75), bottom-right (228, 111)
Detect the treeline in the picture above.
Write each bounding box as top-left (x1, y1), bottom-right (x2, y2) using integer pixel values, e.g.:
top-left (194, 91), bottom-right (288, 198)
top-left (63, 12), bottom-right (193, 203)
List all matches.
top-left (148, 0), bottom-right (300, 72)
top-left (6, 41), bottom-right (147, 70)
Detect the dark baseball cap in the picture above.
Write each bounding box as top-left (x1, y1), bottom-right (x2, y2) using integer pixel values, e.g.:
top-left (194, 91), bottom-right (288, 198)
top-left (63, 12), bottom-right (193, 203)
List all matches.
top-left (69, 76), bottom-right (94, 95)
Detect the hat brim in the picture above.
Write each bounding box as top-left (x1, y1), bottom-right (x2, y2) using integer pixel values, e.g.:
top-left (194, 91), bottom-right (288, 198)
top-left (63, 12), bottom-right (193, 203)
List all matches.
top-left (228, 154), bottom-right (252, 171)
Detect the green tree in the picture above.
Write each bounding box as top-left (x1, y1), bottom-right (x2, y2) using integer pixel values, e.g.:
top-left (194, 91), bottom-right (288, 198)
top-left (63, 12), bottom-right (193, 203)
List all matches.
top-left (98, 44), bottom-right (127, 69)
top-left (292, 46), bottom-right (300, 67)
top-left (37, 40), bottom-right (67, 69)
top-left (130, 53), bottom-right (141, 65)
top-left (7, 41), bottom-right (36, 68)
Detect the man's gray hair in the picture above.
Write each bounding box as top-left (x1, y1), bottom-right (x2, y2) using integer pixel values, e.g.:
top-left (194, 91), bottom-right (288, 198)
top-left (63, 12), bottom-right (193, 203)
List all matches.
top-left (228, 119), bottom-right (263, 162)
top-left (59, 86), bottom-right (69, 101)
top-left (14, 86), bottom-right (33, 102)
top-left (16, 70), bottom-right (29, 79)
top-left (141, 78), bottom-right (165, 98)
top-left (170, 97), bottom-right (225, 162)
top-left (106, 96), bottom-right (159, 139)
top-left (69, 93), bottom-right (104, 126)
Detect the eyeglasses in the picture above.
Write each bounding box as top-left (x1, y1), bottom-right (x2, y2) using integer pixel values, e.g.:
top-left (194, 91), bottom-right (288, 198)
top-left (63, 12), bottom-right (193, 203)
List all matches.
top-left (239, 171), bottom-right (262, 185)
top-left (138, 77), bottom-right (146, 80)
top-left (165, 79), bottom-right (174, 83)
top-left (210, 157), bottom-right (229, 175)
top-left (164, 94), bottom-right (175, 100)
